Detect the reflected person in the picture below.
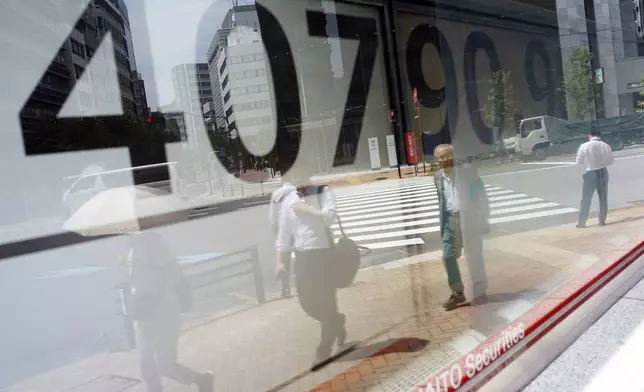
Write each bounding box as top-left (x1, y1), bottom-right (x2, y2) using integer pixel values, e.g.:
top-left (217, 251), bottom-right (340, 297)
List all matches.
top-left (434, 145), bottom-right (489, 310)
top-left (576, 128), bottom-right (614, 228)
top-left (126, 232), bottom-right (213, 392)
top-left (268, 172), bottom-right (297, 297)
top-left (274, 167), bottom-right (346, 369)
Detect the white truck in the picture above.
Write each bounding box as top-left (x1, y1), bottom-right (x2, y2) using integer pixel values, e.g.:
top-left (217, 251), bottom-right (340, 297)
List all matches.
top-left (509, 114), bottom-right (644, 160)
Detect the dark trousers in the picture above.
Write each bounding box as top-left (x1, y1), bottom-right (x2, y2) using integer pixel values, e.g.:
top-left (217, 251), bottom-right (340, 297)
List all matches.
top-left (136, 301), bottom-right (200, 392)
top-left (294, 249), bottom-right (344, 358)
top-left (578, 168), bottom-right (609, 226)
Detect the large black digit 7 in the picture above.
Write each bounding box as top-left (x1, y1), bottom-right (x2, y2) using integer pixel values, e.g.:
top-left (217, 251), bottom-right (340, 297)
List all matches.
top-left (19, 4), bottom-right (169, 184)
top-left (463, 31), bottom-right (501, 145)
top-left (307, 11), bottom-right (378, 167)
top-left (406, 24), bottom-right (458, 142)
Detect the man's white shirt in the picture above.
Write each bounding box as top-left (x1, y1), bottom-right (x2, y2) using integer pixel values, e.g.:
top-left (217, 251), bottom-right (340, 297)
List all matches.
top-left (275, 187), bottom-right (337, 253)
top-left (576, 137), bottom-right (614, 171)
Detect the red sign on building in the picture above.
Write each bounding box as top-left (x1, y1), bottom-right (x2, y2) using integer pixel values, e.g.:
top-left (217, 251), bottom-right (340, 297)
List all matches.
top-left (405, 132), bottom-right (418, 164)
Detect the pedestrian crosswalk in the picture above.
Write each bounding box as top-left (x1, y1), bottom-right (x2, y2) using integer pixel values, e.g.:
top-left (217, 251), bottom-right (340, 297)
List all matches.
top-left (331, 179), bottom-right (577, 251)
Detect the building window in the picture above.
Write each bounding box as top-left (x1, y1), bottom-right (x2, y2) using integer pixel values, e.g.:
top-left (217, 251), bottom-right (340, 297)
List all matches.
top-left (222, 75), bottom-right (229, 90)
top-left (242, 54), bottom-right (255, 62)
top-left (55, 50), bottom-right (66, 63)
top-left (260, 84), bottom-right (269, 92)
top-left (254, 52), bottom-right (264, 61)
top-left (70, 39), bottom-right (85, 58)
top-left (247, 85), bottom-right (260, 94)
top-left (224, 91), bottom-right (231, 102)
top-left (74, 64), bottom-right (84, 79)
top-left (219, 62), bottom-right (226, 76)
top-left (237, 116), bottom-right (273, 127)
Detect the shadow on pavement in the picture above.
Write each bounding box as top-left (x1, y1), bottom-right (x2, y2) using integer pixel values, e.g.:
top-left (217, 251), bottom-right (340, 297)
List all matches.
top-left (338, 337), bottom-right (430, 362)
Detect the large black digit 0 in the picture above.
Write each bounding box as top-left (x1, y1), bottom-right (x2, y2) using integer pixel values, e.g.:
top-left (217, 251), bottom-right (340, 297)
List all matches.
top-left (307, 10), bottom-right (378, 167)
top-left (406, 24), bottom-right (458, 141)
top-left (463, 31), bottom-right (501, 145)
top-left (227, 3), bottom-right (302, 176)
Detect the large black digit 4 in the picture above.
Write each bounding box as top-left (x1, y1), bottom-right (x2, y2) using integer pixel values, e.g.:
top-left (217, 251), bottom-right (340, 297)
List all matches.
top-left (307, 11), bottom-right (378, 167)
top-left (19, 3), bottom-right (169, 184)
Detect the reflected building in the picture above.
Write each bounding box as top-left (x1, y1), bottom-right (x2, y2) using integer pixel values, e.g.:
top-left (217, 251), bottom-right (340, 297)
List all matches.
top-left (207, 5), bottom-right (263, 138)
top-left (170, 63), bottom-right (213, 148)
top-left (93, 0), bottom-right (140, 115)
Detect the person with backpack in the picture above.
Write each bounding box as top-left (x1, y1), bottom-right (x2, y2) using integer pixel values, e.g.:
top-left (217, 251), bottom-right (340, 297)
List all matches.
top-left (433, 144), bottom-right (490, 311)
top-left (274, 166), bottom-right (347, 370)
top-left (126, 232), bottom-right (213, 392)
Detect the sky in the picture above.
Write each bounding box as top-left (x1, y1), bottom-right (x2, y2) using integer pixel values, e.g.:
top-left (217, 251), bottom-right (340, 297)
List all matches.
top-left (125, 0), bottom-right (239, 109)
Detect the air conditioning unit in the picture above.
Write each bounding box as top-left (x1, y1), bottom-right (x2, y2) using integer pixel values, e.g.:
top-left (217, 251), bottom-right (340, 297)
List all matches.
top-left (635, 0), bottom-right (644, 38)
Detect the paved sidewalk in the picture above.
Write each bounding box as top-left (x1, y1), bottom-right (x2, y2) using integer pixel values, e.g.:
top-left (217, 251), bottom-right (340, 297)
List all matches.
top-left (6, 207), bottom-right (644, 392)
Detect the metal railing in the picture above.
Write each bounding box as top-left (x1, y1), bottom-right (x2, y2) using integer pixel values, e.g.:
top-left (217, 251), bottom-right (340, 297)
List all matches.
top-left (116, 246), bottom-right (265, 349)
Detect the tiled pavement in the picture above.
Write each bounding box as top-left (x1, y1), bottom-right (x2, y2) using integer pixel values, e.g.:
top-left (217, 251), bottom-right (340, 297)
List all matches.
top-left (6, 208), bottom-right (644, 392)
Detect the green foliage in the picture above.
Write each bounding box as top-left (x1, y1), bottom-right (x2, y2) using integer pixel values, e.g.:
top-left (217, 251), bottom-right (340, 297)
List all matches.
top-left (636, 75), bottom-right (644, 114)
top-left (485, 70), bottom-right (520, 138)
top-left (561, 47), bottom-right (596, 120)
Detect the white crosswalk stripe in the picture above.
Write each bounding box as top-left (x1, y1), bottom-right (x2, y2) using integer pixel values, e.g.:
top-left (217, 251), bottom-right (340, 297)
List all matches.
top-left (332, 179), bottom-right (577, 251)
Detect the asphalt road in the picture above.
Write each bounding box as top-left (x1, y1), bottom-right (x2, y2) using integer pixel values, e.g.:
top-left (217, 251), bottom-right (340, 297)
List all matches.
top-left (3, 147), bottom-right (644, 388)
top-left (481, 146), bottom-right (644, 211)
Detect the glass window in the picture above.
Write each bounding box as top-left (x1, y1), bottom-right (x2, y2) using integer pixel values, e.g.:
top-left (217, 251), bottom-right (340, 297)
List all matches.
top-left (5, 2), bottom-right (640, 392)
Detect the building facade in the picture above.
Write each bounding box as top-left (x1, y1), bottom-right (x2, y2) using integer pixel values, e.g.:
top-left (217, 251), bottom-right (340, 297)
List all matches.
top-left (216, 27), bottom-right (273, 142)
top-left (206, 4), bottom-right (262, 130)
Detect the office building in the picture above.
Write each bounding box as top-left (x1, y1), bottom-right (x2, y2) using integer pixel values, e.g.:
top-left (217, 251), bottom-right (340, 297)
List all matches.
top-left (171, 63), bottom-right (213, 116)
top-left (206, 4), bottom-right (261, 130)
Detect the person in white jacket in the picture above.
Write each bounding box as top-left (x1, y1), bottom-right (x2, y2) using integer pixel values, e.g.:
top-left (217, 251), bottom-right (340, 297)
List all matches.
top-left (274, 166), bottom-right (345, 370)
top-left (269, 177), bottom-right (297, 297)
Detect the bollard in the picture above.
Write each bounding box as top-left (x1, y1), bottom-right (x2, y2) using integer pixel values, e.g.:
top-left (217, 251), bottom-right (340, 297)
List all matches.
top-left (250, 247), bottom-right (266, 304)
top-left (260, 181), bottom-right (264, 195)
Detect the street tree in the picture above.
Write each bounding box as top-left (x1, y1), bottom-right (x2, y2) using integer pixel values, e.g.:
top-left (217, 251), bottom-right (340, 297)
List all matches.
top-left (485, 70), bottom-right (520, 140)
top-left (635, 75), bottom-right (644, 113)
top-left (561, 47), bottom-right (596, 121)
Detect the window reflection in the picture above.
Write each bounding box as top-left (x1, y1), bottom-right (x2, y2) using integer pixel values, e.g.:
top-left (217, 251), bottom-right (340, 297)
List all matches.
top-left (2, 0), bottom-right (644, 391)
